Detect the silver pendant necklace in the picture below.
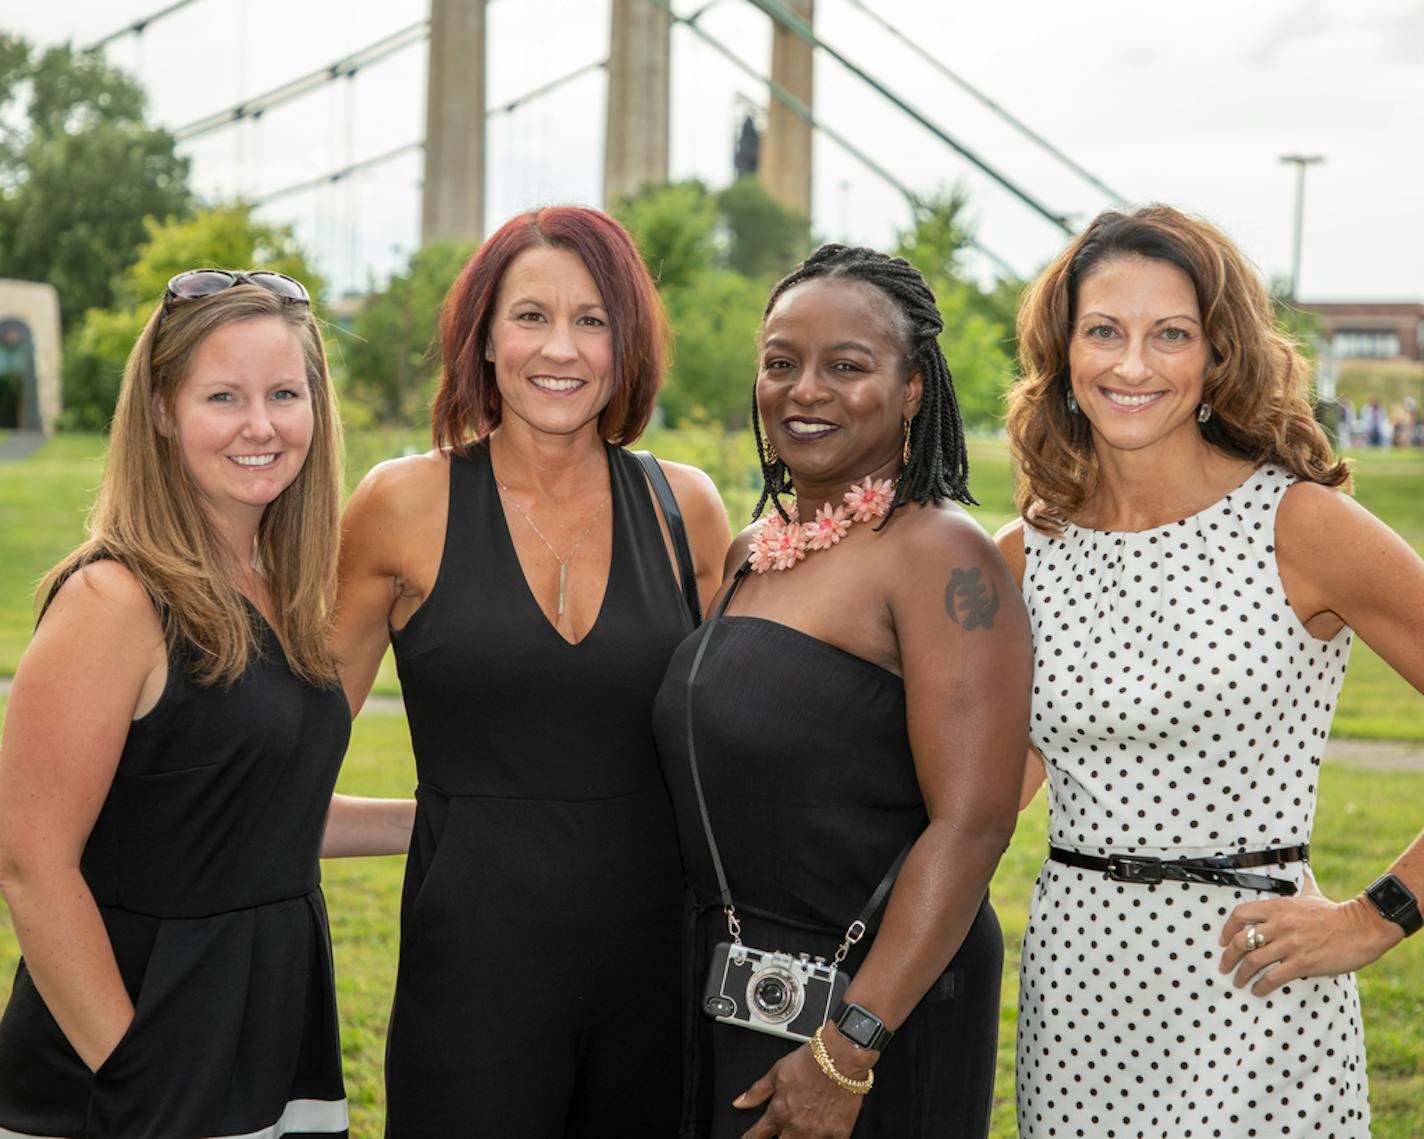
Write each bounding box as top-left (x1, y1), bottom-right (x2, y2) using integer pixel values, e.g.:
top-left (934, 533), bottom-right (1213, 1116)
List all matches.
top-left (494, 476), bottom-right (609, 618)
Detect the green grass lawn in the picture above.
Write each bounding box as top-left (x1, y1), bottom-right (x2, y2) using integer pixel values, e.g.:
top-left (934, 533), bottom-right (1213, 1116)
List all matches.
top-left (6, 431), bottom-right (1419, 736)
top-left (2, 701), bottom-right (1418, 1137)
top-left (0, 429), bottom-right (1421, 1132)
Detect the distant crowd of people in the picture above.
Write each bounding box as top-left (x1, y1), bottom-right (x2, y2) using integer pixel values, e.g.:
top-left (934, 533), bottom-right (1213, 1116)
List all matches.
top-left (1334, 394), bottom-right (1423, 448)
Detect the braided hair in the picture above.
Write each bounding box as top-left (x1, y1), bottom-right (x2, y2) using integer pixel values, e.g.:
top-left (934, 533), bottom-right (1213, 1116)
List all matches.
top-left (751, 243), bottom-right (975, 525)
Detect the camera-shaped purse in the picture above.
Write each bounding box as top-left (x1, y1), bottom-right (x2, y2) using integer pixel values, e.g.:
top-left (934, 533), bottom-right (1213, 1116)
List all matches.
top-left (703, 941), bottom-right (850, 1042)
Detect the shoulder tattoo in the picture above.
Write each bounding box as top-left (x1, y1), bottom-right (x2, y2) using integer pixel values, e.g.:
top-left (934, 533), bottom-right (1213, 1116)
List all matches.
top-left (944, 566), bottom-right (1000, 631)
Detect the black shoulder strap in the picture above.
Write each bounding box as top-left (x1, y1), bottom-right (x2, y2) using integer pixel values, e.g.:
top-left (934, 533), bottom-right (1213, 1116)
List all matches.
top-left (685, 564), bottom-right (914, 942)
top-left (634, 450), bottom-right (702, 627)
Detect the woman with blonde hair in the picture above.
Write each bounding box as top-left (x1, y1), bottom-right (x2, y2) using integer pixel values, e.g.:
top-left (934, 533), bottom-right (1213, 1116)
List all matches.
top-left (999, 206), bottom-right (1424, 1138)
top-left (0, 271), bottom-right (411, 1139)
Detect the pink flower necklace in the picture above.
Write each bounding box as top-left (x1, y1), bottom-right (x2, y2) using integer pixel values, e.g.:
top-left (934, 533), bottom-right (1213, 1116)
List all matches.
top-left (748, 476), bottom-right (896, 574)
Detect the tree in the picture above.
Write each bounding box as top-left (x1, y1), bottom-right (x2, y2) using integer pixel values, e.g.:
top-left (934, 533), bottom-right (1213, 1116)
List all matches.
top-left (614, 181), bottom-right (720, 292)
top-left (716, 177), bottom-right (810, 279)
top-left (0, 35), bottom-right (192, 323)
top-left (894, 192), bottom-right (1021, 430)
top-left (617, 181), bottom-right (1019, 430)
top-left (615, 182), bottom-right (770, 426)
top-left (62, 204), bottom-right (323, 429)
top-left (342, 241), bottom-right (474, 427)
top-left (658, 269), bottom-right (767, 427)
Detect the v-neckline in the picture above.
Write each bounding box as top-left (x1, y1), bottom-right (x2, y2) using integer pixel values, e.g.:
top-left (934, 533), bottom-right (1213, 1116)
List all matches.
top-left (240, 594), bottom-right (292, 666)
top-left (488, 444), bottom-right (618, 648)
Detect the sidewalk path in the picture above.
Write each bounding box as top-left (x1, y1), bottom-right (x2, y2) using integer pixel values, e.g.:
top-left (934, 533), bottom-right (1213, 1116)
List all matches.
top-left (0, 432), bottom-right (46, 461)
top-left (1, 676), bottom-right (1422, 770)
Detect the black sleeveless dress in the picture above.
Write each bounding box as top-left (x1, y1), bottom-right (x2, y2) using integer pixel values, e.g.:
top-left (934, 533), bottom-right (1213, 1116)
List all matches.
top-left (384, 443), bottom-right (690, 1136)
top-left (0, 608), bottom-right (350, 1139)
top-left (652, 608), bottom-right (1003, 1139)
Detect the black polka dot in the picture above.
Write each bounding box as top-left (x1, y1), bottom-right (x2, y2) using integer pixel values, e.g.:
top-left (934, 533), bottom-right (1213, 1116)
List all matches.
top-left (1016, 466), bottom-right (1370, 1138)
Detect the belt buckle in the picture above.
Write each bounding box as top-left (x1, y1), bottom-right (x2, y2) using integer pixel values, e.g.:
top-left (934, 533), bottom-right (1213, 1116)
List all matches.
top-left (1105, 854), bottom-right (1163, 885)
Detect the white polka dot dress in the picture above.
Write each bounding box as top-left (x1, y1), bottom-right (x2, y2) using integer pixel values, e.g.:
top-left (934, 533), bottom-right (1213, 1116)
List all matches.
top-left (1016, 465), bottom-right (1371, 1139)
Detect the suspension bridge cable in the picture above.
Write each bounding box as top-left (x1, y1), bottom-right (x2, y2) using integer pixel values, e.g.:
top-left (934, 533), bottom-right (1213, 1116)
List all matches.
top-left (492, 58), bottom-right (606, 115)
top-left (666, 0), bottom-right (1020, 278)
top-left (255, 142), bottom-right (424, 206)
top-left (85, 0), bottom-right (207, 52)
top-left (172, 20), bottom-right (429, 142)
top-left (252, 57), bottom-right (607, 206)
top-left (839, 0), bottom-right (1125, 205)
top-left (741, 0), bottom-right (1072, 234)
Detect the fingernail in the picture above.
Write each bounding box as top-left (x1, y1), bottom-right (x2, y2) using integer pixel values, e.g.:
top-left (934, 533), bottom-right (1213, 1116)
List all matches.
top-left (732, 1094), bottom-right (747, 1107)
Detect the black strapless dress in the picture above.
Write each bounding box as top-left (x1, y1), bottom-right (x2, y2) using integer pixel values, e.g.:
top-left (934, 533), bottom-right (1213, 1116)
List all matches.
top-left (653, 613), bottom-right (1002, 1139)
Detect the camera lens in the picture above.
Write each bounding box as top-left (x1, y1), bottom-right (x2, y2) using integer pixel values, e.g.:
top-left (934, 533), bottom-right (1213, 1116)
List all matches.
top-left (754, 976), bottom-right (789, 1016)
top-left (745, 965), bottom-right (803, 1025)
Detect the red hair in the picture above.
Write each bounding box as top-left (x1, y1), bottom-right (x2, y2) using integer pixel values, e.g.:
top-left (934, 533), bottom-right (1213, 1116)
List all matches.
top-left (433, 206), bottom-right (668, 451)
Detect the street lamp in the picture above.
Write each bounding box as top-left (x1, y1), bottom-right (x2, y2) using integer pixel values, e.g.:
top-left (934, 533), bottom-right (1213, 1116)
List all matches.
top-left (1279, 154), bottom-right (1324, 299)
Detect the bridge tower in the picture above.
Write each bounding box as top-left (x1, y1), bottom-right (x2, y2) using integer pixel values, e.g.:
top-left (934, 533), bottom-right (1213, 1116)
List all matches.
top-left (764, 0), bottom-right (815, 217)
top-left (422, 0), bottom-right (487, 245)
top-left (603, 0), bottom-right (672, 207)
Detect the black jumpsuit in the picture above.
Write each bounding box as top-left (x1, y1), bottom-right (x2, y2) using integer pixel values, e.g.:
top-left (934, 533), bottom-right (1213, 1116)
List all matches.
top-left (0, 607), bottom-right (350, 1139)
top-left (384, 443), bottom-right (690, 1136)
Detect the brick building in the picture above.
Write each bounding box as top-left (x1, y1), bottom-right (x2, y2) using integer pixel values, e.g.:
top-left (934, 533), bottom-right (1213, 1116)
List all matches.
top-left (1297, 301), bottom-right (1424, 361)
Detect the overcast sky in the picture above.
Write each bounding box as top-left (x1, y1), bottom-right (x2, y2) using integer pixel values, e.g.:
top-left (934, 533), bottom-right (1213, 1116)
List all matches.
top-left (7, 0), bottom-right (1422, 301)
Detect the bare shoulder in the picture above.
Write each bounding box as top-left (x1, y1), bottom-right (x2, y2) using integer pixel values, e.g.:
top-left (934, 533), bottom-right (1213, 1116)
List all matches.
top-left (1277, 477), bottom-right (1414, 586)
top-left (889, 500), bottom-right (1003, 567)
top-left (653, 459), bottom-right (726, 521)
top-left (1277, 478), bottom-right (1365, 542)
top-left (353, 447), bottom-right (447, 504)
top-left (349, 449), bottom-right (449, 516)
top-left (993, 517), bottom-right (1028, 588)
top-left (29, 559), bottom-right (165, 686)
top-left (881, 503), bottom-right (1022, 627)
top-left (725, 519), bottom-right (760, 577)
top-left (46, 558), bottom-right (162, 635)
top-left (645, 456), bottom-right (733, 578)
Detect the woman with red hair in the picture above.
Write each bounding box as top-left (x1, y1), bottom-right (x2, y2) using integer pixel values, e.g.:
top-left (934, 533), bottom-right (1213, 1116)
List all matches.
top-left (335, 206), bottom-right (730, 1134)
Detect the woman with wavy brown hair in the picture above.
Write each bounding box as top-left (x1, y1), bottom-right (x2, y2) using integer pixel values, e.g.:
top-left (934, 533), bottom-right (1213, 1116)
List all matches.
top-left (998, 205), bottom-right (1424, 1138)
top-left (0, 274), bottom-right (411, 1138)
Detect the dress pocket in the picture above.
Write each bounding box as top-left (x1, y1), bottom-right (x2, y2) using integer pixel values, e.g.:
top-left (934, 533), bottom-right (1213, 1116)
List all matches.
top-left (88, 920), bottom-right (168, 1084)
top-left (403, 787), bottom-right (455, 926)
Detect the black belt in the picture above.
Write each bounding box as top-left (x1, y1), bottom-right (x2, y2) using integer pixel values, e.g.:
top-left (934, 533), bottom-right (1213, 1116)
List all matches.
top-left (1048, 844), bottom-right (1309, 896)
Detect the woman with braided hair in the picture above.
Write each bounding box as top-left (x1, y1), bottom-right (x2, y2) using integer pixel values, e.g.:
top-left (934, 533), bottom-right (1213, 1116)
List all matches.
top-left (654, 244), bottom-right (1031, 1138)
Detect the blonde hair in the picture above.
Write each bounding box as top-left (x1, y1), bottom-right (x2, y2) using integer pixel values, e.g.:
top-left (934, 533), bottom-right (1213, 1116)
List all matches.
top-left (1006, 205), bottom-right (1349, 533)
top-left (41, 285), bottom-right (343, 687)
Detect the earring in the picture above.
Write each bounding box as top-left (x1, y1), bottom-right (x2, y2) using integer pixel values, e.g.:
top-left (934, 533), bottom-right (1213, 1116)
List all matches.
top-left (902, 418), bottom-right (913, 465)
top-left (1197, 402), bottom-right (1212, 423)
top-left (1066, 390), bottom-right (1080, 414)
top-left (764, 440), bottom-right (779, 466)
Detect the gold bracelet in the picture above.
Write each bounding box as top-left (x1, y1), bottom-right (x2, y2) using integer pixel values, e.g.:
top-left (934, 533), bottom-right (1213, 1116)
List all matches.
top-left (810, 1025), bottom-right (874, 1095)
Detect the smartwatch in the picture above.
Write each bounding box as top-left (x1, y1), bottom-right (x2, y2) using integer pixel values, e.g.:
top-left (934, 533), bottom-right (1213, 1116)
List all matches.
top-left (833, 1001), bottom-right (894, 1052)
top-left (1364, 873), bottom-right (1422, 937)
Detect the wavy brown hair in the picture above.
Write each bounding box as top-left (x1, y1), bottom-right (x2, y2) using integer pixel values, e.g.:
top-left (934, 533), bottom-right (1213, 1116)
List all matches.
top-left (40, 285), bottom-right (343, 688)
top-left (1006, 205), bottom-right (1349, 533)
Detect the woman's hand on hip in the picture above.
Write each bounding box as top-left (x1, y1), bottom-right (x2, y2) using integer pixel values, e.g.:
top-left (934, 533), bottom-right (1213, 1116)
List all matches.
top-left (735, 1042), bottom-right (866, 1139)
top-left (1218, 872), bottom-right (1403, 995)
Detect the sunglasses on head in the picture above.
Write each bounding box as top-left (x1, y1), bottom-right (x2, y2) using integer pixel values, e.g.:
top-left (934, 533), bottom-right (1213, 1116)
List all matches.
top-left (161, 269), bottom-right (311, 319)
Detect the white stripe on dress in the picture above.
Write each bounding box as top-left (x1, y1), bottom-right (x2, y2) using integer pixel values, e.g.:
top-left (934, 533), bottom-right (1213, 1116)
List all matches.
top-left (0, 1097), bottom-right (348, 1139)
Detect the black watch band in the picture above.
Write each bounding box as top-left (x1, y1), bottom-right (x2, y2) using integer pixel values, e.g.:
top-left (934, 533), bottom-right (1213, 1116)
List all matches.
top-left (833, 1001), bottom-right (894, 1052)
top-left (1365, 873), bottom-right (1422, 937)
